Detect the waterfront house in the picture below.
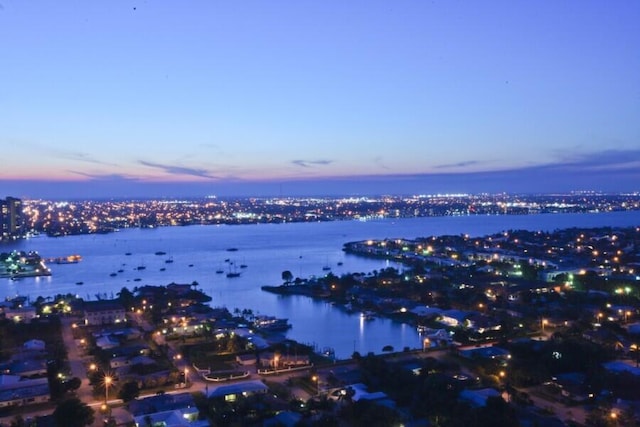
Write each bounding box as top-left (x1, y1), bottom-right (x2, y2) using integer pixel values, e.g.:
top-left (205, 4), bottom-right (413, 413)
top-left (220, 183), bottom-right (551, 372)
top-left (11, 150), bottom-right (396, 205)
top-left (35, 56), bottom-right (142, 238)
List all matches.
top-left (465, 313), bottom-right (502, 334)
top-left (259, 352), bottom-right (310, 368)
top-left (439, 309), bottom-right (470, 328)
top-left (0, 302), bottom-right (37, 323)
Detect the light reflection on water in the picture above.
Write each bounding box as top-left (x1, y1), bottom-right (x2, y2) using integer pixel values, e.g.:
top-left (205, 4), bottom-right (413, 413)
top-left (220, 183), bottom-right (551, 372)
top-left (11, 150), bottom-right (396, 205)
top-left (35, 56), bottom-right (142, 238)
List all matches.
top-left (2, 210), bottom-right (640, 358)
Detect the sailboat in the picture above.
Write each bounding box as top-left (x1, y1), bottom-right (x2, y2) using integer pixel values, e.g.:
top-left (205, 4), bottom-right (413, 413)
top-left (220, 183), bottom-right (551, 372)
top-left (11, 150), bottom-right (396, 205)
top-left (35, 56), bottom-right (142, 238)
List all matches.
top-left (226, 262), bottom-right (241, 278)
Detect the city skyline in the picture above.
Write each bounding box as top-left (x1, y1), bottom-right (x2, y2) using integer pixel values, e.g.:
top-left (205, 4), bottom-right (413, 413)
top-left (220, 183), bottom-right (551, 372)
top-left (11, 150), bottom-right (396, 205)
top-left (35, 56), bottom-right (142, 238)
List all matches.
top-left (1, 1), bottom-right (639, 198)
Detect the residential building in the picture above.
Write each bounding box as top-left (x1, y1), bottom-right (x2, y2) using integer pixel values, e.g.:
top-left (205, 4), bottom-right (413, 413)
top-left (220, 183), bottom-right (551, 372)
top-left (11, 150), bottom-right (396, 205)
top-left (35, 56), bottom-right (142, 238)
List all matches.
top-left (83, 300), bottom-right (126, 326)
top-left (0, 197), bottom-right (23, 240)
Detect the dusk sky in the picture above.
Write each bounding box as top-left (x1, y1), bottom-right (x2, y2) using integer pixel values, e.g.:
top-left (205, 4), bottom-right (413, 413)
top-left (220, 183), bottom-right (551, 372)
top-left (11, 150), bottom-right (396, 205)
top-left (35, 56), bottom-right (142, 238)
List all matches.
top-left (1, 1), bottom-right (639, 199)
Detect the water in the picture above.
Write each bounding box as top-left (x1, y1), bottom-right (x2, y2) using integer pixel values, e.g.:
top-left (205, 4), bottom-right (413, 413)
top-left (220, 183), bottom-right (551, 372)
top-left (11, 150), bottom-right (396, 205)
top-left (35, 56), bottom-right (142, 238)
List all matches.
top-left (2, 210), bottom-right (640, 358)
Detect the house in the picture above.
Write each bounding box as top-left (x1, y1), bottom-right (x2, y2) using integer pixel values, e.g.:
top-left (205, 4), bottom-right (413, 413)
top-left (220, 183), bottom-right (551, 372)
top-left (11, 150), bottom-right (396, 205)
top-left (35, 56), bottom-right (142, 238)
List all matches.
top-left (236, 354), bottom-right (256, 366)
top-left (420, 328), bottom-right (453, 348)
top-left (129, 393), bottom-right (208, 427)
top-left (95, 335), bottom-right (120, 350)
top-left (553, 373), bottom-right (589, 402)
top-left (439, 310), bottom-right (470, 328)
top-left (0, 359), bottom-right (48, 378)
top-left (459, 346), bottom-right (511, 363)
top-left (83, 300), bottom-right (126, 326)
top-left (1, 305), bottom-right (37, 323)
top-left (603, 361), bottom-right (640, 377)
top-left (410, 306), bottom-right (443, 318)
top-left (132, 409), bottom-right (208, 427)
top-left (264, 411), bottom-right (303, 427)
top-left (345, 383), bottom-right (394, 407)
top-left (23, 339), bottom-right (45, 352)
top-left (459, 388), bottom-right (501, 407)
top-left (208, 380), bottom-right (268, 401)
top-left (259, 352), bottom-right (310, 368)
top-left (465, 313), bottom-right (502, 334)
top-left (0, 375), bottom-right (50, 408)
top-left (128, 392), bottom-right (196, 416)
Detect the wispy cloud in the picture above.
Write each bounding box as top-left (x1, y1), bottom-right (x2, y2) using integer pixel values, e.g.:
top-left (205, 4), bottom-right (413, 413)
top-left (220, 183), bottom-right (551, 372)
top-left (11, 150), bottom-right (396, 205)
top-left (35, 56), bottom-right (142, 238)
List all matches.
top-left (33, 142), bottom-right (118, 167)
top-left (434, 160), bottom-right (481, 169)
top-left (549, 149), bottom-right (640, 171)
top-left (68, 171), bottom-right (138, 181)
top-left (373, 156), bottom-right (390, 170)
top-left (138, 160), bottom-right (219, 179)
top-left (292, 159), bottom-right (333, 168)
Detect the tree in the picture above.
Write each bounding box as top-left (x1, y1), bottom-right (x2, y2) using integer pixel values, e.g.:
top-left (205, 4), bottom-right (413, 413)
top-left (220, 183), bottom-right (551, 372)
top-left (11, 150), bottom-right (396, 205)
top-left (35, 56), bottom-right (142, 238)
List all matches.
top-left (65, 377), bottom-right (82, 392)
top-left (282, 270), bottom-right (293, 285)
top-left (118, 380), bottom-right (140, 402)
top-left (53, 398), bottom-right (95, 427)
top-left (117, 287), bottom-right (135, 309)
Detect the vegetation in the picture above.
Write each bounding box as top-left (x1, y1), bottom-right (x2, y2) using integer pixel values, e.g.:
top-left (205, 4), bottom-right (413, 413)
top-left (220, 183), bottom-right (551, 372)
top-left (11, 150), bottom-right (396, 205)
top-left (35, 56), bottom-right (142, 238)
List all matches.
top-left (53, 398), bottom-right (95, 427)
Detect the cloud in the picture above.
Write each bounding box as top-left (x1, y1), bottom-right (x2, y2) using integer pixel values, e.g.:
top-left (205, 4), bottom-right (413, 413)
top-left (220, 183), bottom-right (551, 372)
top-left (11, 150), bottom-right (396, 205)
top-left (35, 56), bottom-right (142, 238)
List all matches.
top-left (68, 171), bottom-right (139, 181)
top-left (138, 160), bottom-right (219, 179)
top-left (373, 156), bottom-right (391, 170)
top-left (434, 160), bottom-right (481, 169)
top-left (291, 159), bottom-right (334, 168)
top-left (34, 143), bottom-right (118, 167)
top-left (549, 149), bottom-right (640, 171)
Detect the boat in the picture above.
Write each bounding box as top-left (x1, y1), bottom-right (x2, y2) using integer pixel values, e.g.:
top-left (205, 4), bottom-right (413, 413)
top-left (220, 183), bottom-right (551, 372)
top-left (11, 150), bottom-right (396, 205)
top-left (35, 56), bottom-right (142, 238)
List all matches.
top-left (109, 273), bottom-right (117, 277)
top-left (322, 265), bottom-right (331, 271)
top-left (155, 251), bottom-right (167, 256)
top-left (165, 258), bottom-right (174, 264)
top-left (125, 252), bottom-right (132, 256)
top-left (136, 266), bottom-right (146, 270)
top-left (337, 262), bottom-right (343, 266)
top-left (75, 281), bottom-right (84, 285)
top-left (216, 269), bottom-right (224, 274)
top-left (226, 262), bottom-right (241, 278)
top-left (160, 267), bottom-right (166, 271)
top-left (49, 255), bottom-right (82, 264)
top-left (361, 311), bottom-right (375, 321)
top-left (117, 269), bottom-right (124, 273)
top-left (253, 315), bottom-right (291, 331)
top-left (226, 248), bottom-right (239, 252)
top-left (240, 264), bottom-right (248, 269)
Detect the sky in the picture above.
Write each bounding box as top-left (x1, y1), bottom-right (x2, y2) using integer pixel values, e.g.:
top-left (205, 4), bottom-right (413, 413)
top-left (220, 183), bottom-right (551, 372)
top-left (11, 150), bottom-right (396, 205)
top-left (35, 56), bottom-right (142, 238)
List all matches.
top-left (1, 1), bottom-right (639, 199)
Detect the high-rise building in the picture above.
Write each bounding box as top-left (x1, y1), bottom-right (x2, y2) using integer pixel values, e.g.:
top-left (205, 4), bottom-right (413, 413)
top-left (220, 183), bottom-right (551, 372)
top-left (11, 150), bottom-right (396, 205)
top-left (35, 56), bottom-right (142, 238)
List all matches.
top-left (0, 197), bottom-right (24, 240)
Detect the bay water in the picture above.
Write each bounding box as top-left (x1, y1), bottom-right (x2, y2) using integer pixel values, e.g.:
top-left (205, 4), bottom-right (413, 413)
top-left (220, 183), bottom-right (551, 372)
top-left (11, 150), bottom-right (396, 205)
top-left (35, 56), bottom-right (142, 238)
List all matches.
top-left (2, 210), bottom-right (640, 358)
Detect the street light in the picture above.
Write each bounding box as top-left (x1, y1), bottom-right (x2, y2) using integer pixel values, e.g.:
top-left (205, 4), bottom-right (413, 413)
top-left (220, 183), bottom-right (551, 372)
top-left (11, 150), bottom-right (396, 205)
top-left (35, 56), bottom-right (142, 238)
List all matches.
top-left (311, 375), bottom-right (319, 396)
top-left (423, 338), bottom-right (430, 352)
top-left (104, 375), bottom-right (112, 404)
top-left (541, 318), bottom-right (548, 332)
top-left (184, 368), bottom-right (189, 386)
